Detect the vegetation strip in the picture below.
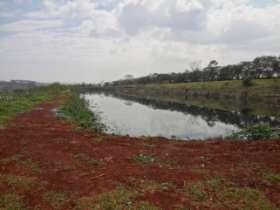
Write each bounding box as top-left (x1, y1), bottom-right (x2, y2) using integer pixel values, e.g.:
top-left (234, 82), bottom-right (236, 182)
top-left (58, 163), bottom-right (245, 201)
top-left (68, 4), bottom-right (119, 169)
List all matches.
top-left (58, 90), bottom-right (105, 132)
top-left (230, 124), bottom-right (280, 140)
top-left (0, 84), bottom-right (66, 126)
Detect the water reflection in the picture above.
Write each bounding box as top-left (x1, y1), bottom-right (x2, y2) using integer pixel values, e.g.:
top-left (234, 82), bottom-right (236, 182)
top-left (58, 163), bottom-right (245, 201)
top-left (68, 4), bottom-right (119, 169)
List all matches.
top-left (110, 93), bottom-right (280, 129)
top-left (85, 94), bottom-right (223, 139)
top-left (84, 92), bottom-right (280, 140)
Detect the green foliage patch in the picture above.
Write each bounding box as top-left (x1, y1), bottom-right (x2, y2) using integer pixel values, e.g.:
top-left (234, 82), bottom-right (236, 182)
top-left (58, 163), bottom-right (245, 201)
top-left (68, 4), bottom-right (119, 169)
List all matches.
top-left (230, 124), bottom-right (279, 140)
top-left (242, 76), bottom-right (254, 87)
top-left (0, 193), bottom-right (26, 210)
top-left (262, 170), bottom-right (280, 185)
top-left (75, 187), bottom-right (159, 210)
top-left (184, 178), bottom-right (275, 209)
top-left (133, 154), bottom-right (155, 164)
top-left (42, 191), bottom-right (70, 209)
top-left (0, 84), bottom-right (67, 126)
top-left (58, 91), bottom-right (105, 132)
top-left (0, 174), bottom-right (38, 190)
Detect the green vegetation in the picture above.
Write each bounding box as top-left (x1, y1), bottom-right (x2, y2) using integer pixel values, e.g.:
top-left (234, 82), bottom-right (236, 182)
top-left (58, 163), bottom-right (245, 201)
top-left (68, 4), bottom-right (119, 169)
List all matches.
top-left (59, 91), bottom-right (105, 132)
top-left (242, 76), bottom-right (254, 87)
top-left (0, 84), bottom-right (106, 133)
top-left (138, 180), bottom-right (174, 193)
top-left (0, 154), bottom-right (24, 165)
top-left (0, 154), bottom-right (41, 174)
top-left (133, 154), bottom-right (155, 164)
top-left (0, 193), bottom-right (26, 210)
top-left (77, 188), bottom-right (136, 210)
top-left (42, 191), bottom-right (70, 209)
top-left (184, 178), bottom-right (275, 209)
top-left (230, 124), bottom-right (279, 140)
top-left (0, 84), bottom-right (67, 126)
top-left (262, 170), bottom-right (280, 184)
top-left (75, 187), bottom-right (159, 210)
top-left (147, 78), bottom-right (280, 93)
top-left (0, 174), bottom-right (38, 190)
top-left (109, 56), bottom-right (280, 86)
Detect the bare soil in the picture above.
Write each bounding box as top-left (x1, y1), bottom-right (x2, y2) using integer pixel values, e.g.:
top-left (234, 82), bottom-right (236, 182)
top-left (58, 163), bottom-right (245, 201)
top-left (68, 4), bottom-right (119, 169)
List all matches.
top-left (0, 99), bottom-right (279, 209)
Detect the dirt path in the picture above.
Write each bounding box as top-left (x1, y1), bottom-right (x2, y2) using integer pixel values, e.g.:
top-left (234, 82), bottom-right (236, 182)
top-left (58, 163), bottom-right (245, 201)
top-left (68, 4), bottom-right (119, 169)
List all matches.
top-left (0, 100), bottom-right (279, 209)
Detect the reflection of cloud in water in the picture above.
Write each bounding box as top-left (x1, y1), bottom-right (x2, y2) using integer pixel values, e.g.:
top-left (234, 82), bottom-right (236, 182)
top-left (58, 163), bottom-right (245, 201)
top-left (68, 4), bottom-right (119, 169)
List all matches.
top-left (85, 94), bottom-right (241, 140)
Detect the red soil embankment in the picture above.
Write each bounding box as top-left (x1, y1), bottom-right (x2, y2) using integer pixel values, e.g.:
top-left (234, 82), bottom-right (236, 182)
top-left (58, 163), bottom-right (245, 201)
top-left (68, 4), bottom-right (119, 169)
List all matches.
top-left (0, 99), bottom-right (279, 209)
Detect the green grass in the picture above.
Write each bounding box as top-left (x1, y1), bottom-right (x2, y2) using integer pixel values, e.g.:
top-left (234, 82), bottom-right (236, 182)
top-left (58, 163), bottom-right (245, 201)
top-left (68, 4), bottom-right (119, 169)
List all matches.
top-left (42, 191), bottom-right (70, 209)
top-left (133, 154), bottom-right (155, 165)
top-left (58, 91), bottom-right (105, 132)
top-left (0, 154), bottom-right (41, 174)
top-left (0, 174), bottom-right (38, 190)
top-left (229, 124), bottom-right (279, 140)
top-left (0, 84), bottom-right (69, 126)
top-left (262, 170), bottom-right (280, 184)
top-left (147, 78), bottom-right (280, 93)
top-left (76, 188), bottom-right (135, 210)
top-left (138, 180), bottom-right (174, 193)
top-left (75, 187), bottom-right (159, 210)
top-left (0, 193), bottom-right (26, 210)
top-left (184, 178), bottom-right (275, 209)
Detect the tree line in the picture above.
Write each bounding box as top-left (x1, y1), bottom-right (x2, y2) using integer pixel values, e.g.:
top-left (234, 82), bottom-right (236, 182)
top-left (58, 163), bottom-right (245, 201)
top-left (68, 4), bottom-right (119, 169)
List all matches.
top-left (109, 55), bottom-right (280, 86)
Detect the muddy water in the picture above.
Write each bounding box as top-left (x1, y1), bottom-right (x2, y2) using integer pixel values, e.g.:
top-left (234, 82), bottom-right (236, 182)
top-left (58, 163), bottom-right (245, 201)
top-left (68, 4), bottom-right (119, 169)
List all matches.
top-left (84, 93), bottom-right (241, 140)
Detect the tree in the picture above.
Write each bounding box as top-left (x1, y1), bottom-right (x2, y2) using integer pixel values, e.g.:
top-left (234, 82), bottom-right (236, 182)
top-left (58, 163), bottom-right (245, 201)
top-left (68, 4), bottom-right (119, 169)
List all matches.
top-left (124, 74), bottom-right (134, 80)
top-left (208, 60), bottom-right (218, 68)
top-left (242, 76), bottom-right (254, 87)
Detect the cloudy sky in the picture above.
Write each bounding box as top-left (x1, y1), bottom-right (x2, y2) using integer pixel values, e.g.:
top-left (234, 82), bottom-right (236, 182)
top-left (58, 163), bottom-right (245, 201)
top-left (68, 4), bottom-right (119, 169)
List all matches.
top-left (0, 0), bottom-right (279, 83)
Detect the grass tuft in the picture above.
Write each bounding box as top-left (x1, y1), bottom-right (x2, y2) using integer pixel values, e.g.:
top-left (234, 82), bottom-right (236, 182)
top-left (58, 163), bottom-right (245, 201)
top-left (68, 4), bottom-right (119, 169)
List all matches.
top-left (75, 187), bottom-right (159, 210)
top-left (0, 174), bottom-right (38, 190)
top-left (184, 178), bottom-right (275, 209)
top-left (229, 124), bottom-right (279, 140)
top-left (262, 171), bottom-right (280, 184)
top-left (76, 188), bottom-right (135, 210)
top-left (133, 154), bottom-right (155, 165)
top-left (42, 191), bottom-right (70, 209)
top-left (0, 193), bottom-right (26, 210)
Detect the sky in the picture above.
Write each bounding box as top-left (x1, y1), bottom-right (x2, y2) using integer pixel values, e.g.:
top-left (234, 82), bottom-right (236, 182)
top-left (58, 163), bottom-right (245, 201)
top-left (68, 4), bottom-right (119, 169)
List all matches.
top-left (0, 0), bottom-right (280, 83)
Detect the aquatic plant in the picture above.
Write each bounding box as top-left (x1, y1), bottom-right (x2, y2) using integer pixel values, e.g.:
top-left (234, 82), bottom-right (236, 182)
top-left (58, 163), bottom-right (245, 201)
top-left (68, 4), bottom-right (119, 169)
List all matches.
top-left (229, 124), bottom-right (279, 140)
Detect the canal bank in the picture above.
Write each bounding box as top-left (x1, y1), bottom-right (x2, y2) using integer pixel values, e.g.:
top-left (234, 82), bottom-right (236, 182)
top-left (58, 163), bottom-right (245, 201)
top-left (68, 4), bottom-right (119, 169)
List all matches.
top-left (105, 79), bottom-right (280, 117)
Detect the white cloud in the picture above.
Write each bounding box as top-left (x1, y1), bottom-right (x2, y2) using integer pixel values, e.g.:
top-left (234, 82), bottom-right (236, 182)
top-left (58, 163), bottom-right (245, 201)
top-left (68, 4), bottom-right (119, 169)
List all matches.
top-left (0, 0), bottom-right (280, 82)
top-left (0, 20), bottom-right (63, 32)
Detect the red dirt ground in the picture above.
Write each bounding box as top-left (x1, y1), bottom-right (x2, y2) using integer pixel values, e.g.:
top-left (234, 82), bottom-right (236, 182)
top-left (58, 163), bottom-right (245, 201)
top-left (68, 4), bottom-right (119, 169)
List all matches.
top-left (0, 100), bottom-right (279, 209)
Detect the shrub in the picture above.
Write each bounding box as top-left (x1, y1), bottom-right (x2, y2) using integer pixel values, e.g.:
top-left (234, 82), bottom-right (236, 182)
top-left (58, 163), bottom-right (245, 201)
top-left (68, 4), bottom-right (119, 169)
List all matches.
top-left (242, 76), bottom-right (254, 87)
top-left (230, 124), bottom-right (277, 140)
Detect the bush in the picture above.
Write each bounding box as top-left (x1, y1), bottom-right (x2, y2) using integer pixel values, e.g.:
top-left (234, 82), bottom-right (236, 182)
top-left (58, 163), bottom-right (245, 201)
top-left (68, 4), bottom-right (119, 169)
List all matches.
top-left (242, 76), bottom-right (254, 87)
top-left (230, 124), bottom-right (278, 140)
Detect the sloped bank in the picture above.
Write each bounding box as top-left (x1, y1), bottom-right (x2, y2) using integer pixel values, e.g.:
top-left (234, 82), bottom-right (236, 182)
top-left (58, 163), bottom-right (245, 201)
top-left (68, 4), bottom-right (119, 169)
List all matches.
top-left (110, 79), bottom-right (280, 117)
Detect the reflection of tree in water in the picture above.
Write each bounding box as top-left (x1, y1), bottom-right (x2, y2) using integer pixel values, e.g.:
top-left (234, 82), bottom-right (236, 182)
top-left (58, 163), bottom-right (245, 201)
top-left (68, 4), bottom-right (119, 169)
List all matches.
top-left (106, 93), bottom-right (280, 129)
